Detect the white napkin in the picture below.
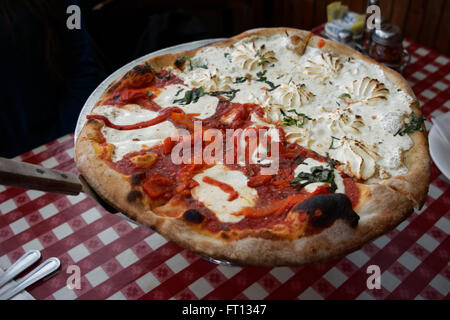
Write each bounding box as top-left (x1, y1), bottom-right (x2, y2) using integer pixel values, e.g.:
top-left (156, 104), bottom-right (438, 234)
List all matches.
top-left (0, 268), bottom-right (35, 300)
top-left (432, 112), bottom-right (450, 149)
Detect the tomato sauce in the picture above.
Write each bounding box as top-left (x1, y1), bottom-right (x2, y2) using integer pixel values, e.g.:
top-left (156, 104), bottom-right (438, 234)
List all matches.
top-left (343, 177), bottom-right (360, 207)
top-left (202, 176), bottom-right (238, 201)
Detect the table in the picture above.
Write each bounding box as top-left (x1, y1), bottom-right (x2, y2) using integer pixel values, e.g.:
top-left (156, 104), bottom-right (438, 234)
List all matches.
top-left (0, 30), bottom-right (449, 301)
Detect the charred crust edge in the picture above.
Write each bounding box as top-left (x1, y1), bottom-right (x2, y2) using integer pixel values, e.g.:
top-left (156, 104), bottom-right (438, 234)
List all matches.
top-left (131, 172), bottom-right (146, 186)
top-left (183, 209), bottom-right (204, 224)
top-left (126, 190), bottom-right (143, 203)
top-left (293, 193), bottom-right (360, 228)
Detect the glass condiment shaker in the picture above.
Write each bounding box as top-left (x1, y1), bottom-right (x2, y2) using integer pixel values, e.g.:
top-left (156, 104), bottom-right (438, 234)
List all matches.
top-left (368, 23), bottom-right (410, 73)
top-left (362, 0), bottom-right (379, 50)
top-left (338, 30), bottom-right (354, 48)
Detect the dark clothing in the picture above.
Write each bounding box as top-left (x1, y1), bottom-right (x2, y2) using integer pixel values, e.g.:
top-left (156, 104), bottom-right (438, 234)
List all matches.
top-left (0, 0), bottom-right (102, 157)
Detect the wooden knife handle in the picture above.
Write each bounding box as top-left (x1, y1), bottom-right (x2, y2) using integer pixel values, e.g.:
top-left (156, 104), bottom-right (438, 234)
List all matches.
top-left (0, 157), bottom-right (82, 195)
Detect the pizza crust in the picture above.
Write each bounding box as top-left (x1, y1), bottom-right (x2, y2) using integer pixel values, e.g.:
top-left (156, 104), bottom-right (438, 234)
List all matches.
top-left (75, 27), bottom-right (429, 266)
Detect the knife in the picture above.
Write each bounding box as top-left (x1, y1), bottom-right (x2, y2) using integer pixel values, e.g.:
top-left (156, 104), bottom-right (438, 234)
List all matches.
top-left (0, 157), bottom-right (118, 213)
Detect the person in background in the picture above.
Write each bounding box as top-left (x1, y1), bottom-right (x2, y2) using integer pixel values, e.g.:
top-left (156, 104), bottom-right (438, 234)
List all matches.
top-left (0, 0), bottom-right (103, 158)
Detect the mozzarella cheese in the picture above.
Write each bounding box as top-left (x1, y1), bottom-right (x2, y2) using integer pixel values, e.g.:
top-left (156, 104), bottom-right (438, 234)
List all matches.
top-left (93, 104), bottom-right (158, 125)
top-left (235, 113), bottom-right (280, 165)
top-left (191, 164), bottom-right (258, 223)
top-left (92, 104), bottom-right (177, 161)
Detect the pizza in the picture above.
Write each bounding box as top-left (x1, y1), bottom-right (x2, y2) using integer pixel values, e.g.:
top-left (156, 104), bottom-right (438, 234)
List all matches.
top-left (75, 28), bottom-right (430, 266)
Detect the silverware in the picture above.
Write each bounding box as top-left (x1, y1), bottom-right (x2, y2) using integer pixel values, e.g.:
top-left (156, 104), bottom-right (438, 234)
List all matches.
top-left (0, 250), bottom-right (41, 288)
top-left (0, 257), bottom-right (61, 300)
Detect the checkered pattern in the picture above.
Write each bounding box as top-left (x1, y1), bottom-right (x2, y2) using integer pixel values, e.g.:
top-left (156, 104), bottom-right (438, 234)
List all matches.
top-left (0, 28), bottom-right (449, 300)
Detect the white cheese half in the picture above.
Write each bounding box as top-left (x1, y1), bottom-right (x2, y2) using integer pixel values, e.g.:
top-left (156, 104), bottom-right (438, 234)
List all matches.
top-left (191, 164), bottom-right (258, 223)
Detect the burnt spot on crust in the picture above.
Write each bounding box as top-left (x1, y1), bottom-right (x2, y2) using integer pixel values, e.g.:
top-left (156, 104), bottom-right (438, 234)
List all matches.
top-left (132, 64), bottom-right (153, 75)
top-left (122, 64), bottom-right (154, 84)
top-left (131, 172), bottom-right (146, 186)
top-left (107, 64), bottom-right (155, 94)
top-left (106, 81), bottom-right (121, 95)
top-left (127, 190), bottom-right (143, 203)
top-left (183, 209), bottom-right (204, 224)
top-left (220, 232), bottom-right (230, 239)
top-left (293, 193), bottom-right (359, 228)
top-left (290, 35), bottom-right (301, 45)
top-left (174, 56), bottom-right (187, 69)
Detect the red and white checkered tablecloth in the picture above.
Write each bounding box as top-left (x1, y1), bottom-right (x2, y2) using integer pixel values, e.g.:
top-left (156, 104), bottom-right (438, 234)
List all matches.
top-left (0, 32), bottom-right (449, 300)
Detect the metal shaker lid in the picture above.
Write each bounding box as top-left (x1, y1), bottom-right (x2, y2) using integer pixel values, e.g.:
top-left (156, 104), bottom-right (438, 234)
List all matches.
top-left (371, 23), bottom-right (403, 46)
top-left (338, 30), bottom-right (353, 44)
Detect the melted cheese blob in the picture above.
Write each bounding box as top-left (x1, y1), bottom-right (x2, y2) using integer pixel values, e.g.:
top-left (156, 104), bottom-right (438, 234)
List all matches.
top-left (191, 164), bottom-right (258, 223)
top-left (92, 104), bottom-right (177, 161)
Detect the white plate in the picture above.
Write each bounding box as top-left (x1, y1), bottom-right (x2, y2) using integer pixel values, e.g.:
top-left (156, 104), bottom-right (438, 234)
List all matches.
top-left (429, 123), bottom-right (450, 181)
top-left (74, 38), bottom-right (225, 141)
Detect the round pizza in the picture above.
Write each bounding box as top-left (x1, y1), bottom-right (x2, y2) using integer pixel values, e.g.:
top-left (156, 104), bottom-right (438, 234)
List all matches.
top-left (75, 28), bottom-right (430, 266)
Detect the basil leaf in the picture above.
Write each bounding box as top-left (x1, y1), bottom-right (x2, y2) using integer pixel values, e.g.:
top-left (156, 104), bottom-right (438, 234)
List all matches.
top-left (255, 49), bottom-right (274, 67)
top-left (173, 87), bottom-right (205, 105)
top-left (175, 56), bottom-right (193, 71)
top-left (329, 136), bottom-right (341, 150)
top-left (290, 165), bottom-right (337, 193)
top-left (339, 93), bottom-right (351, 99)
top-left (394, 112), bottom-right (426, 136)
top-left (256, 70), bottom-right (281, 91)
top-left (156, 71), bottom-right (171, 80)
top-left (325, 153), bottom-right (340, 169)
top-left (233, 77), bottom-right (248, 84)
top-left (294, 155), bottom-right (306, 165)
top-left (256, 70), bottom-right (267, 82)
top-left (265, 81), bottom-right (280, 91)
top-left (280, 109), bottom-right (311, 128)
top-left (208, 89), bottom-right (240, 101)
